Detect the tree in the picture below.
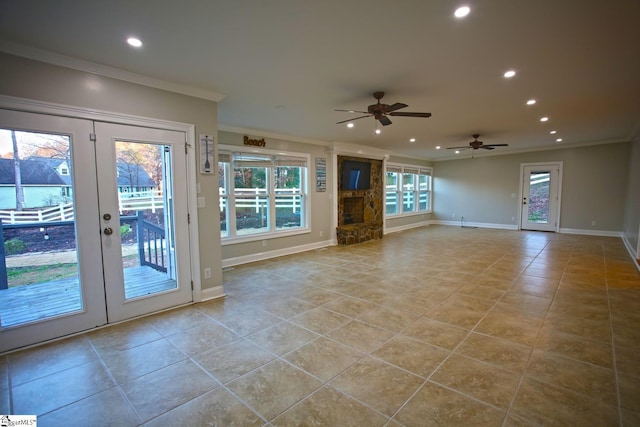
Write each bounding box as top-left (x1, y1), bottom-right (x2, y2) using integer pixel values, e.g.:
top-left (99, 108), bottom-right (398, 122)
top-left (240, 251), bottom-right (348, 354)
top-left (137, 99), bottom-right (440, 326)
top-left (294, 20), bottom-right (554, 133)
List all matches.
top-left (116, 142), bottom-right (162, 191)
top-left (11, 131), bottom-right (24, 211)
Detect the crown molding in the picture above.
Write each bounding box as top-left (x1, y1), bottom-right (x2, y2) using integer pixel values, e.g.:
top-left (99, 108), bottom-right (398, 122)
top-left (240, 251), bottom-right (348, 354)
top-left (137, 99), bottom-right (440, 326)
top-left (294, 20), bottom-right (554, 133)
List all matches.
top-left (0, 40), bottom-right (225, 102)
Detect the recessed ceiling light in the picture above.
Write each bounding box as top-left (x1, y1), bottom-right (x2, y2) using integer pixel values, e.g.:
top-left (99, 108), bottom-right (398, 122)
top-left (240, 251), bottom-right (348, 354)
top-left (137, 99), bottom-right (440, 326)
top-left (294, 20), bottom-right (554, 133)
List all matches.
top-left (504, 70), bottom-right (516, 78)
top-left (347, 122), bottom-right (354, 128)
top-left (526, 99), bottom-right (536, 105)
top-left (276, 105), bottom-right (286, 109)
top-left (455, 150), bottom-right (461, 154)
top-left (126, 37), bottom-right (143, 48)
top-left (550, 130), bottom-right (557, 134)
top-left (375, 129), bottom-right (381, 135)
top-left (454, 6), bottom-right (470, 18)
top-left (540, 116), bottom-right (549, 122)
top-left (435, 146), bottom-right (441, 150)
top-left (409, 138), bottom-right (416, 143)
top-left (556, 138), bottom-right (563, 142)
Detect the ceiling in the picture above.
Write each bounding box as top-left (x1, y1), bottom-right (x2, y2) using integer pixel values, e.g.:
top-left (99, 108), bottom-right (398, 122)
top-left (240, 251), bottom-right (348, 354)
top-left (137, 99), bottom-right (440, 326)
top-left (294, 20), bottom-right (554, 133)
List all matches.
top-left (0, 0), bottom-right (639, 160)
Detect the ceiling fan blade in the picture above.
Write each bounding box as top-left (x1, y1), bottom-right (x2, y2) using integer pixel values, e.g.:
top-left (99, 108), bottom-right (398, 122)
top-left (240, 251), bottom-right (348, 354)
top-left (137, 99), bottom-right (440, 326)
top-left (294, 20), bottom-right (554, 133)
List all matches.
top-left (385, 102), bottom-right (408, 113)
top-left (336, 115), bottom-right (371, 124)
top-left (446, 146), bottom-right (471, 150)
top-left (484, 144), bottom-right (509, 147)
top-left (388, 112), bottom-right (432, 118)
top-left (378, 115), bottom-right (392, 126)
top-left (481, 146), bottom-right (495, 150)
top-left (334, 109), bottom-right (369, 114)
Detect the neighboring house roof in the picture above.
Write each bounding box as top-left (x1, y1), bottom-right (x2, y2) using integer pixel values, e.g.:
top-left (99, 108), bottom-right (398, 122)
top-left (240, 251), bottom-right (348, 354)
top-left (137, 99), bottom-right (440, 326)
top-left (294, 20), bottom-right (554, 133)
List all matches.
top-left (0, 157), bottom-right (156, 187)
top-left (0, 158), bottom-right (67, 185)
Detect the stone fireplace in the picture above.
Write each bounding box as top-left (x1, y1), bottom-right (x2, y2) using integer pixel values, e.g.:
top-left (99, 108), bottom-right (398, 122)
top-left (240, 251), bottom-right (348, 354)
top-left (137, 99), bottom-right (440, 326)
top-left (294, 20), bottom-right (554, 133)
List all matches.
top-left (336, 156), bottom-right (383, 245)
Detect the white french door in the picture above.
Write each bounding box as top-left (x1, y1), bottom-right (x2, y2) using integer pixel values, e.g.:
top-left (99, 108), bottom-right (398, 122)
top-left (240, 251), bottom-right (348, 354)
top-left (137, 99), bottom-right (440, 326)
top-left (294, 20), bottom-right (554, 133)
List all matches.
top-left (94, 122), bottom-right (192, 322)
top-left (0, 110), bottom-right (193, 352)
top-left (520, 162), bottom-right (562, 232)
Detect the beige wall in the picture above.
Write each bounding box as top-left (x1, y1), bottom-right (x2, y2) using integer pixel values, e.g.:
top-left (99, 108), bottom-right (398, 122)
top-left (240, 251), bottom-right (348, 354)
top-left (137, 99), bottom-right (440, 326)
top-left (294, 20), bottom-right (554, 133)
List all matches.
top-left (623, 134), bottom-right (640, 257)
top-left (0, 52), bottom-right (223, 291)
top-left (433, 142), bottom-right (631, 232)
top-left (218, 131), bottom-right (333, 262)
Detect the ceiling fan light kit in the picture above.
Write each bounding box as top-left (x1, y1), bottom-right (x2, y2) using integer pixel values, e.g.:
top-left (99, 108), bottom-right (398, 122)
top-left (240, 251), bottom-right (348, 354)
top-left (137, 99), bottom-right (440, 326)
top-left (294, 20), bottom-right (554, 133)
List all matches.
top-left (336, 92), bottom-right (432, 127)
top-left (446, 134), bottom-right (509, 153)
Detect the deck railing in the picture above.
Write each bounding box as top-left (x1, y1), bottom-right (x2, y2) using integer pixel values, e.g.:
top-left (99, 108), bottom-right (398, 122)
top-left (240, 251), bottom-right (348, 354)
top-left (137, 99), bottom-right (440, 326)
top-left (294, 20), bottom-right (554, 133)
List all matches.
top-left (0, 212), bottom-right (167, 290)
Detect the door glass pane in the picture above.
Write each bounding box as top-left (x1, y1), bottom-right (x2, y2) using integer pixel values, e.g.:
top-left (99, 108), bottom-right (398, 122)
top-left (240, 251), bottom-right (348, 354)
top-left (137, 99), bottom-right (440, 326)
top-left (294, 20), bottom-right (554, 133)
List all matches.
top-left (219, 161), bottom-right (229, 237)
top-left (0, 129), bottom-right (82, 327)
top-left (528, 171), bottom-right (550, 224)
top-left (115, 141), bottom-right (177, 300)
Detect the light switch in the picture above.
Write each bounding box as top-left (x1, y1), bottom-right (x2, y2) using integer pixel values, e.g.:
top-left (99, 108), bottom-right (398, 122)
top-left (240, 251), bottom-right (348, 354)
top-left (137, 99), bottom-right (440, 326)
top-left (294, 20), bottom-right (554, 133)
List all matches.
top-left (197, 196), bottom-right (205, 208)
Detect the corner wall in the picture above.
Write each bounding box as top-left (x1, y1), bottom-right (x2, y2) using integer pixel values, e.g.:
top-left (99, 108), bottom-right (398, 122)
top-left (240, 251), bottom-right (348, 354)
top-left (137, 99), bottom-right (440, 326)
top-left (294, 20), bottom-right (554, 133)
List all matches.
top-left (433, 142), bottom-right (631, 233)
top-left (623, 134), bottom-right (640, 258)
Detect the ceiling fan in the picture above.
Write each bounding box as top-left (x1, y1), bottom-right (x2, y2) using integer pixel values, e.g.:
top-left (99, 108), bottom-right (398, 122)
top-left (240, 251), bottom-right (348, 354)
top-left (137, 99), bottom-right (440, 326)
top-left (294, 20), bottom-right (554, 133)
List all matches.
top-left (336, 91), bottom-right (432, 126)
top-left (447, 134), bottom-right (509, 151)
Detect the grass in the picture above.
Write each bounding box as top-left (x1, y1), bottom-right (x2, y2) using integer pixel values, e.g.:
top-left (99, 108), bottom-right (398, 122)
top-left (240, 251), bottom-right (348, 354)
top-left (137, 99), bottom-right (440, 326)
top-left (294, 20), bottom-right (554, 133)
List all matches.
top-left (6, 255), bottom-right (139, 288)
top-left (8, 263), bottom-right (78, 288)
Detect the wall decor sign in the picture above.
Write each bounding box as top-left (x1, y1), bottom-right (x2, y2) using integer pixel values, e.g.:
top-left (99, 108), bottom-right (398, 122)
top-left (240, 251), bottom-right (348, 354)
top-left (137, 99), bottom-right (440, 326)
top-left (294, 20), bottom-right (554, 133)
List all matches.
top-left (199, 134), bottom-right (214, 174)
top-left (315, 157), bottom-right (326, 192)
top-left (244, 135), bottom-right (266, 147)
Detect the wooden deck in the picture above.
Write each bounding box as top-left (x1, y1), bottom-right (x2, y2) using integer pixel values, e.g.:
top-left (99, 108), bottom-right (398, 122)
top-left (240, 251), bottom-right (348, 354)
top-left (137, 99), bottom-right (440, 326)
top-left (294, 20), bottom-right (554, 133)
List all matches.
top-left (0, 266), bottom-right (175, 328)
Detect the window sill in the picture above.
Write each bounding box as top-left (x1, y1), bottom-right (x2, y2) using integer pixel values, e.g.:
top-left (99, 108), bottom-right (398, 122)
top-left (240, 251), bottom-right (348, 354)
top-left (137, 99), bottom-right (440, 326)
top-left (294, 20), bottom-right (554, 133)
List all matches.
top-left (221, 227), bottom-right (311, 246)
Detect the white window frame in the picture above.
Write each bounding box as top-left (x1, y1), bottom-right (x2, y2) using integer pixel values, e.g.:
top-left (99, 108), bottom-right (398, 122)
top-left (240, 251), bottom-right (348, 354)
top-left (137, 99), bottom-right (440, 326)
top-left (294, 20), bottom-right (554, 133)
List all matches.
top-left (218, 145), bottom-right (310, 244)
top-left (386, 163), bottom-right (432, 217)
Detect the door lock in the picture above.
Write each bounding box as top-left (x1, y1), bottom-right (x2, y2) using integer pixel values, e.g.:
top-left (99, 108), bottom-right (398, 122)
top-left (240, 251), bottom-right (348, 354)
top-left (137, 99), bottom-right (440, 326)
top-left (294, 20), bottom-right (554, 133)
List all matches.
top-left (103, 213), bottom-right (112, 220)
top-left (103, 227), bottom-right (113, 235)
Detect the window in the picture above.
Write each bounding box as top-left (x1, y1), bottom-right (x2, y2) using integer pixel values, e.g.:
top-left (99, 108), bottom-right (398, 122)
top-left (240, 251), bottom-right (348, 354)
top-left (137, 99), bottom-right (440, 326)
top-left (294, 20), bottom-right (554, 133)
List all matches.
top-left (219, 149), bottom-right (308, 241)
top-left (385, 164), bottom-right (432, 216)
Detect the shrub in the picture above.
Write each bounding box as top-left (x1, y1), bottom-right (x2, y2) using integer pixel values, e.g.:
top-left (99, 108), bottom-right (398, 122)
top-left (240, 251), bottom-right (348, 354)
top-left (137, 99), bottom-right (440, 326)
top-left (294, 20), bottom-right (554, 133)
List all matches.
top-left (4, 238), bottom-right (26, 255)
top-left (120, 224), bottom-right (131, 237)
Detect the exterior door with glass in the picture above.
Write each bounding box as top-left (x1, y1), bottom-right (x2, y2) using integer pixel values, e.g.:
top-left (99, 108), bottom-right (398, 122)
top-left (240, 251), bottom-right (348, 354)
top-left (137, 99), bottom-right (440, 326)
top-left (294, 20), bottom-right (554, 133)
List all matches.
top-left (94, 122), bottom-right (192, 323)
top-left (0, 110), bottom-right (193, 352)
top-left (520, 162), bottom-right (562, 232)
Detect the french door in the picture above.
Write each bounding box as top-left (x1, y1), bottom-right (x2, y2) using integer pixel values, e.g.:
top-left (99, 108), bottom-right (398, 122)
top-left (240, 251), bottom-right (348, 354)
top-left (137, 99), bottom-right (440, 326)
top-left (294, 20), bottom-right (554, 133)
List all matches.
top-left (0, 110), bottom-right (193, 352)
top-left (520, 162), bottom-right (562, 232)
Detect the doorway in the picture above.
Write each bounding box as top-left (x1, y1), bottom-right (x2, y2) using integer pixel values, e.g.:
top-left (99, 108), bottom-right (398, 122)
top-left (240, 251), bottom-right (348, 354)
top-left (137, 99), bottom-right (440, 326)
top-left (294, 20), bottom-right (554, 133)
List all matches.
top-left (0, 110), bottom-right (194, 352)
top-left (519, 162), bottom-right (562, 232)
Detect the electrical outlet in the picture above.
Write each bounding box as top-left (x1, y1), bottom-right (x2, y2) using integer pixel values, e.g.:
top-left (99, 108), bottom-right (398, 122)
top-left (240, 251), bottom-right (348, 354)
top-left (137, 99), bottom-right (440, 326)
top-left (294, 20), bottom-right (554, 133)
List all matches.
top-left (262, 240), bottom-right (267, 247)
top-left (319, 230), bottom-right (323, 237)
top-left (512, 216), bottom-right (515, 222)
top-left (203, 268), bottom-right (212, 279)
top-left (592, 220), bottom-right (596, 226)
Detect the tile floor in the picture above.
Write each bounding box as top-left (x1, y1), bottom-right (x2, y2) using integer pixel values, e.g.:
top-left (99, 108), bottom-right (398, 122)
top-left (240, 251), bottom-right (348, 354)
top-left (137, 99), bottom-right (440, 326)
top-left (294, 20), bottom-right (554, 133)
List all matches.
top-left (1, 225), bottom-right (640, 426)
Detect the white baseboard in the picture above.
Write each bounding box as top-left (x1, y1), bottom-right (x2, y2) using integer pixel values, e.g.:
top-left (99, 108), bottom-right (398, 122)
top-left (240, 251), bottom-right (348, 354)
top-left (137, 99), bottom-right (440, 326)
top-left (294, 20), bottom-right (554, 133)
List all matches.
top-left (199, 286), bottom-right (226, 302)
top-left (384, 220), bottom-right (430, 234)
top-left (558, 228), bottom-right (622, 237)
top-left (222, 239), bottom-right (335, 268)
top-left (622, 235), bottom-right (640, 272)
top-left (431, 220), bottom-right (518, 230)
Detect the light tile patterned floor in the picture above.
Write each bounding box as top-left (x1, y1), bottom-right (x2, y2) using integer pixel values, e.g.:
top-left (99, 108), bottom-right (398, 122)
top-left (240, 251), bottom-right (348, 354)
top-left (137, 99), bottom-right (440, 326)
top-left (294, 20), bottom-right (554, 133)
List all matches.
top-left (2, 225), bottom-right (640, 426)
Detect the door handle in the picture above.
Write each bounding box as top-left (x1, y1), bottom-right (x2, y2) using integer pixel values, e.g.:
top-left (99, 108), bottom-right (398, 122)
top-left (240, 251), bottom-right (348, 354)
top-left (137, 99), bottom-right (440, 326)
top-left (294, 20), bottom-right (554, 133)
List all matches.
top-left (103, 227), bottom-right (113, 235)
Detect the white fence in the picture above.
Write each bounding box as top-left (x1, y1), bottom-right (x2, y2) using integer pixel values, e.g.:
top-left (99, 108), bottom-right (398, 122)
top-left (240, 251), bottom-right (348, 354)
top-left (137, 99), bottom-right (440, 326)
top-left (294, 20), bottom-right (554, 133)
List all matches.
top-left (0, 190), bottom-right (164, 224)
top-left (220, 188), bottom-right (302, 213)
